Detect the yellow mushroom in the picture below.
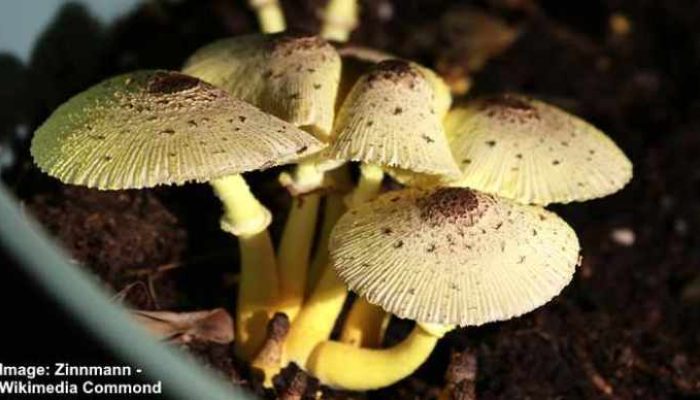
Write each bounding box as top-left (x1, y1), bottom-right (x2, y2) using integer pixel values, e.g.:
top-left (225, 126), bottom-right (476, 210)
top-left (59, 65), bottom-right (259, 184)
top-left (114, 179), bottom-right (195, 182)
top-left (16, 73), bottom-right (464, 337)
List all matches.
top-left (183, 33), bottom-right (341, 141)
top-left (308, 187), bottom-right (580, 390)
top-left (325, 60), bottom-right (459, 178)
top-left (328, 58), bottom-right (457, 348)
top-left (305, 165), bottom-right (354, 294)
top-left (184, 33), bottom-right (343, 324)
top-left (29, 70), bottom-right (323, 361)
top-left (443, 93), bottom-right (633, 205)
top-left (284, 60), bottom-right (459, 370)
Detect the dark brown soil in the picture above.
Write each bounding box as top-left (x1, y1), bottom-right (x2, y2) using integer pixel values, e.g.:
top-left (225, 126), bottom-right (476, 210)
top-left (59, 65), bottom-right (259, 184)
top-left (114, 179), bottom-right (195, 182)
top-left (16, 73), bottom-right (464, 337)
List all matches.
top-left (2, 0), bottom-right (700, 399)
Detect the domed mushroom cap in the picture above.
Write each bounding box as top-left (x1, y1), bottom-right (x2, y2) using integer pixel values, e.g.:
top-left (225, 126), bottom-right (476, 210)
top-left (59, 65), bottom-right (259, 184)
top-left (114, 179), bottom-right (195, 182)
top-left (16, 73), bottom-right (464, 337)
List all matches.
top-left (334, 45), bottom-right (393, 110)
top-left (330, 187), bottom-right (580, 326)
top-left (444, 94), bottom-right (633, 205)
top-left (324, 60), bottom-right (460, 178)
top-left (31, 70), bottom-right (323, 190)
top-left (183, 33), bottom-right (341, 139)
top-left (335, 46), bottom-right (452, 116)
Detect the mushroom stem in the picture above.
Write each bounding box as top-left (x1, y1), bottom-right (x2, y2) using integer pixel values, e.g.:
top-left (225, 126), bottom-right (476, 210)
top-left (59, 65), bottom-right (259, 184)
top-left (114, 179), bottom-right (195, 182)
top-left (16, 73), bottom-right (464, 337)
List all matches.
top-left (282, 164), bottom-right (383, 367)
top-left (276, 162), bottom-right (325, 321)
top-left (306, 323), bottom-right (451, 390)
top-left (248, 0), bottom-right (286, 33)
top-left (346, 164), bottom-right (384, 207)
top-left (320, 0), bottom-right (359, 42)
top-left (211, 174), bottom-right (279, 360)
top-left (212, 174), bottom-right (272, 237)
top-left (283, 260), bottom-right (349, 367)
top-left (339, 299), bottom-right (388, 347)
top-left (306, 165), bottom-right (352, 293)
top-left (334, 164), bottom-right (390, 347)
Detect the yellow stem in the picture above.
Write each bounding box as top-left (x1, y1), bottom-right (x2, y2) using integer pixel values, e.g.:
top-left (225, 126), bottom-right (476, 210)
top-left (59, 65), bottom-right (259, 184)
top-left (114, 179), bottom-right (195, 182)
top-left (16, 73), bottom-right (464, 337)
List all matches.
top-left (306, 166), bottom-right (352, 294)
top-left (346, 164), bottom-right (384, 208)
top-left (212, 174), bottom-right (271, 237)
top-left (306, 324), bottom-right (448, 390)
top-left (335, 164), bottom-right (388, 348)
top-left (276, 162), bottom-right (325, 321)
top-left (284, 262), bottom-right (349, 367)
top-left (320, 0), bottom-right (359, 42)
top-left (276, 195), bottom-right (320, 320)
top-left (339, 298), bottom-right (387, 347)
top-left (211, 175), bottom-right (278, 361)
top-left (282, 165), bottom-right (384, 368)
top-left (248, 0), bottom-right (286, 33)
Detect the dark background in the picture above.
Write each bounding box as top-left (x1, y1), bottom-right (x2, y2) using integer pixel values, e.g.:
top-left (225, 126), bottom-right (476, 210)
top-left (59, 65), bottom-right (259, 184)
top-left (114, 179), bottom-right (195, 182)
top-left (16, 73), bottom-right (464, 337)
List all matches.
top-left (2, 0), bottom-right (700, 399)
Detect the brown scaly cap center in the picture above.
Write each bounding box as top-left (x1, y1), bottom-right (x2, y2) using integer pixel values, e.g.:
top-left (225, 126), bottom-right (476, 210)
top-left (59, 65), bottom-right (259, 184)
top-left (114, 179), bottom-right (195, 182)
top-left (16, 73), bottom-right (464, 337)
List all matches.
top-left (417, 188), bottom-right (488, 226)
top-left (271, 33), bottom-right (328, 56)
top-left (479, 93), bottom-right (541, 122)
top-left (366, 59), bottom-right (421, 86)
top-left (147, 72), bottom-right (201, 95)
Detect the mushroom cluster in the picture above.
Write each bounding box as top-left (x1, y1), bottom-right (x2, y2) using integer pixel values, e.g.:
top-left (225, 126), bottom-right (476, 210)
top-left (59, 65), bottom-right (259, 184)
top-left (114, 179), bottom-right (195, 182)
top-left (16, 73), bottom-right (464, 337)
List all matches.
top-left (29, 1), bottom-right (633, 396)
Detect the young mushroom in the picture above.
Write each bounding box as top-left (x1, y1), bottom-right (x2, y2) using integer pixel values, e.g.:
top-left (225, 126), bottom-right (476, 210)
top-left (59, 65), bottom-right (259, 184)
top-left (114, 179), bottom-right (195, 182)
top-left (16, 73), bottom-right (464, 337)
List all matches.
top-left (307, 187), bottom-right (580, 390)
top-left (29, 70), bottom-right (323, 361)
top-left (283, 59), bottom-right (460, 370)
top-left (329, 58), bottom-right (457, 348)
top-left (184, 33), bottom-right (342, 322)
top-left (443, 93), bottom-right (633, 205)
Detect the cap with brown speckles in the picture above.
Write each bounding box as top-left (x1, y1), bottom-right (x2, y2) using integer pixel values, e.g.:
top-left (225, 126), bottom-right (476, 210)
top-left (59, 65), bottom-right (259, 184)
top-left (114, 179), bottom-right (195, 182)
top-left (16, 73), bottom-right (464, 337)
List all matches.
top-left (443, 93), bottom-right (633, 205)
top-left (30, 70), bottom-right (323, 190)
top-left (183, 33), bottom-right (341, 140)
top-left (329, 187), bottom-right (580, 327)
top-left (324, 60), bottom-right (460, 178)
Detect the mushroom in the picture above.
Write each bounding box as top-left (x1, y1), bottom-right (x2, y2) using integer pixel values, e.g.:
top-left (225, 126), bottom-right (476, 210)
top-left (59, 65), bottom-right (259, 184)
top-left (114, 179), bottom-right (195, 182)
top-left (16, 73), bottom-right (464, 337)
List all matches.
top-left (327, 58), bottom-right (457, 349)
top-left (184, 33), bottom-right (342, 323)
top-left (305, 166), bottom-right (354, 294)
top-left (442, 93), bottom-right (633, 205)
top-left (325, 59), bottom-right (459, 181)
top-left (283, 59), bottom-right (460, 370)
top-left (183, 33), bottom-right (341, 141)
top-left (29, 70), bottom-right (323, 361)
top-left (307, 187), bottom-right (580, 390)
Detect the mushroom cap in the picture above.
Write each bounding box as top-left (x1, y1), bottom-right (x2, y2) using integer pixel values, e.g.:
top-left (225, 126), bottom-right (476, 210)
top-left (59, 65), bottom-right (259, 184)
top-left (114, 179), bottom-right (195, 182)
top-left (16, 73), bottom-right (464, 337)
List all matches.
top-left (444, 94), bottom-right (633, 205)
top-left (334, 45), bottom-right (393, 111)
top-left (330, 187), bottom-right (580, 327)
top-left (183, 33), bottom-right (341, 140)
top-left (324, 60), bottom-right (460, 177)
top-left (334, 46), bottom-right (452, 117)
top-left (31, 70), bottom-right (323, 190)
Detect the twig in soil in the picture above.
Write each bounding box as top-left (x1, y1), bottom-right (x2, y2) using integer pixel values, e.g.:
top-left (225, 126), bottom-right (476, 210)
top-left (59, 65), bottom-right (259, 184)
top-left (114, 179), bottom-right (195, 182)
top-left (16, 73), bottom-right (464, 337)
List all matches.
top-left (126, 261), bottom-right (182, 278)
top-left (573, 338), bottom-right (615, 397)
top-left (124, 251), bottom-right (235, 278)
top-left (439, 348), bottom-right (477, 400)
top-left (112, 281), bottom-right (151, 304)
top-left (626, 348), bottom-right (699, 395)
